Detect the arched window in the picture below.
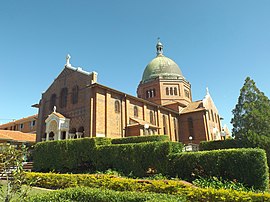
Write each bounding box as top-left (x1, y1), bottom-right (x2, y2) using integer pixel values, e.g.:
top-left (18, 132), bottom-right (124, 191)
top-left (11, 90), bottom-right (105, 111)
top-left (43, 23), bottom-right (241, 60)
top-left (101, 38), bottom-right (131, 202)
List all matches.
top-left (170, 87), bottom-right (173, 95)
top-left (184, 89), bottom-right (190, 98)
top-left (153, 89), bottom-right (156, 97)
top-left (163, 115), bottom-right (167, 135)
top-left (72, 85), bottom-right (79, 104)
top-left (166, 87), bottom-right (169, 95)
top-left (188, 117), bottom-right (194, 138)
top-left (115, 100), bottom-right (120, 113)
top-left (150, 111), bottom-right (155, 125)
top-left (174, 87), bottom-right (178, 95)
top-left (211, 110), bottom-right (214, 121)
top-left (60, 88), bottom-right (68, 108)
top-left (134, 106), bottom-right (138, 117)
top-left (50, 94), bottom-right (57, 111)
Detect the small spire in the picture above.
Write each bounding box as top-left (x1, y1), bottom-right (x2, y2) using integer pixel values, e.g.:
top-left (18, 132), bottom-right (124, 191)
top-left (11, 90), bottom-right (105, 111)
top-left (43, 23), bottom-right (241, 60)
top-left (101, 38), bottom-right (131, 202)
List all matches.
top-left (66, 54), bottom-right (71, 67)
top-left (53, 106), bottom-right (56, 113)
top-left (156, 37), bottom-right (163, 55)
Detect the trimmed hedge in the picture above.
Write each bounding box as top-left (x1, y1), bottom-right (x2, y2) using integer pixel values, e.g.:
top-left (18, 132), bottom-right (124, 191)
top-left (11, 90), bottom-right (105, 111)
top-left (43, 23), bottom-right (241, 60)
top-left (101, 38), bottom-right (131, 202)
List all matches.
top-left (95, 141), bottom-right (183, 177)
top-left (168, 148), bottom-right (269, 191)
top-left (25, 173), bottom-right (270, 202)
top-left (111, 135), bottom-right (169, 144)
top-left (183, 187), bottom-right (270, 202)
top-left (33, 137), bottom-right (183, 177)
top-left (26, 187), bottom-right (185, 202)
top-left (199, 136), bottom-right (270, 170)
top-left (25, 172), bottom-right (191, 192)
top-left (199, 139), bottom-right (243, 151)
top-left (33, 137), bottom-right (111, 172)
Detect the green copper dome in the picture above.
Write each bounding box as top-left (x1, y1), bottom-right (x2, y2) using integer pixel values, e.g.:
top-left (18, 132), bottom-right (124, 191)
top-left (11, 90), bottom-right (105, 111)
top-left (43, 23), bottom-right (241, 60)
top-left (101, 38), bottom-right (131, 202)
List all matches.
top-left (141, 41), bottom-right (183, 84)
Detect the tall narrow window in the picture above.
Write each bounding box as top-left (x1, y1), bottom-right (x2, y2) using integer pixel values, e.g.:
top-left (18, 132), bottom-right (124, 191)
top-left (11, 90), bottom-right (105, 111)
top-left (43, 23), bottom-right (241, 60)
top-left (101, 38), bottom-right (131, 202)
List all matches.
top-left (211, 110), bottom-right (214, 121)
top-left (188, 117), bottom-right (194, 138)
top-left (184, 89), bottom-right (190, 98)
top-left (50, 94), bottom-right (57, 111)
top-left (115, 100), bottom-right (120, 113)
top-left (163, 115), bottom-right (167, 135)
top-left (60, 88), bottom-right (68, 108)
top-left (72, 85), bottom-right (79, 104)
top-left (150, 111), bottom-right (155, 125)
top-left (174, 118), bottom-right (178, 141)
top-left (166, 87), bottom-right (169, 95)
top-left (174, 87), bottom-right (178, 95)
top-left (170, 87), bottom-right (173, 95)
top-left (134, 106), bottom-right (138, 117)
top-left (153, 89), bottom-right (156, 97)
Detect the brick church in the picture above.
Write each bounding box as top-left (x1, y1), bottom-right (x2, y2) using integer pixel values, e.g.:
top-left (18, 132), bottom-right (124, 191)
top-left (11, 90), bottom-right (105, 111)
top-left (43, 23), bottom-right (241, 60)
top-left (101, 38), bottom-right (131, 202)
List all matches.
top-left (35, 40), bottom-right (224, 144)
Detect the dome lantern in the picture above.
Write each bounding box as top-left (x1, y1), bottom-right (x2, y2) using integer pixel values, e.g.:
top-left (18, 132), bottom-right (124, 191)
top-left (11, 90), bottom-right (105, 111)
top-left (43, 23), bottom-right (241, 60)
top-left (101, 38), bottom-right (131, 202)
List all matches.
top-left (156, 38), bottom-right (163, 55)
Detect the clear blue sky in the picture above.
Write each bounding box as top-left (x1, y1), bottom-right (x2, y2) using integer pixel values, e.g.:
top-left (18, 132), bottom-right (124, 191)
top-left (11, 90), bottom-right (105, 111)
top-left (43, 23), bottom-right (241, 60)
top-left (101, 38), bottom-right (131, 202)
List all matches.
top-left (1, 1), bottom-right (270, 132)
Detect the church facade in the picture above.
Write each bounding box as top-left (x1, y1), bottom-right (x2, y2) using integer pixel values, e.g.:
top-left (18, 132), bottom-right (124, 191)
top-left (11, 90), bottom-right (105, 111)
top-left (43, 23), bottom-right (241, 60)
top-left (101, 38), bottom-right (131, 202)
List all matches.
top-left (36, 41), bottom-right (224, 144)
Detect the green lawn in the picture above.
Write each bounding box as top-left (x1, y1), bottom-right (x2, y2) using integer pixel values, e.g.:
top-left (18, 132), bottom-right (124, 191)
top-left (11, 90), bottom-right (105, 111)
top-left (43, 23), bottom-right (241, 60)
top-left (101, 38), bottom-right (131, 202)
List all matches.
top-left (0, 180), bottom-right (51, 201)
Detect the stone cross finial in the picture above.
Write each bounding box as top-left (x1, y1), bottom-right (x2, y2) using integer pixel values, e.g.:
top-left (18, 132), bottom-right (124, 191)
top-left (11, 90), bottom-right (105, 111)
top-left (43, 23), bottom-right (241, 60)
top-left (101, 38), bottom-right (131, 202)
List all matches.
top-left (66, 54), bottom-right (71, 66)
top-left (206, 87), bottom-right (209, 95)
top-left (53, 106), bottom-right (56, 113)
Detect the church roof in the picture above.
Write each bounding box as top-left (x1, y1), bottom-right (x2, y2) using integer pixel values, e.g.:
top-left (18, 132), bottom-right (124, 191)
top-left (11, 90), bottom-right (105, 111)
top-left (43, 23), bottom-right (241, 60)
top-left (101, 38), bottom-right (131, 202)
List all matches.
top-left (0, 130), bottom-right (36, 143)
top-left (141, 40), bottom-right (184, 84)
top-left (52, 112), bottom-right (65, 118)
top-left (181, 100), bottom-right (205, 114)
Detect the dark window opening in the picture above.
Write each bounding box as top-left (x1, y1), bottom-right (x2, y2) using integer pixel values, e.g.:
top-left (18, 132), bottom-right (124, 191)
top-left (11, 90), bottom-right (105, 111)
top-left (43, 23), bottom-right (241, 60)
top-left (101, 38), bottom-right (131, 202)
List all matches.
top-left (72, 85), bottom-right (79, 104)
top-left (150, 111), bottom-right (155, 125)
top-left (60, 88), bottom-right (68, 108)
top-left (174, 87), bottom-right (178, 95)
top-left (163, 115), bottom-right (167, 135)
top-left (50, 94), bottom-right (57, 111)
top-left (115, 100), bottom-right (120, 113)
top-left (188, 117), bottom-right (194, 138)
top-left (134, 106), bottom-right (138, 117)
top-left (166, 87), bottom-right (169, 95)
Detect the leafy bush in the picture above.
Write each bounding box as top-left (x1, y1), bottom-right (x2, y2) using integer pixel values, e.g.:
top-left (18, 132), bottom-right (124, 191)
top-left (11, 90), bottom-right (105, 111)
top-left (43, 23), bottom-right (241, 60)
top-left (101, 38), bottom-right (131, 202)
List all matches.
top-left (192, 176), bottom-right (254, 192)
top-left (183, 187), bottom-right (270, 202)
top-left (111, 135), bottom-right (169, 144)
top-left (25, 173), bottom-right (270, 202)
top-left (168, 148), bottom-right (269, 191)
top-left (33, 137), bottom-right (111, 173)
top-left (95, 141), bottom-right (183, 177)
top-left (26, 187), bottom-right (185, 202)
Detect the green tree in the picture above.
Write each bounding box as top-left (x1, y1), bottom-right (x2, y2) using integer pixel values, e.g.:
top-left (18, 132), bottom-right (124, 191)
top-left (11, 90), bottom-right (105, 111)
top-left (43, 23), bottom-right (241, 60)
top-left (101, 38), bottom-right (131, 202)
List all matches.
top-left (0, 143), bottom-right (30, 202)
top-left (231, 77), bottom-right (270, 139)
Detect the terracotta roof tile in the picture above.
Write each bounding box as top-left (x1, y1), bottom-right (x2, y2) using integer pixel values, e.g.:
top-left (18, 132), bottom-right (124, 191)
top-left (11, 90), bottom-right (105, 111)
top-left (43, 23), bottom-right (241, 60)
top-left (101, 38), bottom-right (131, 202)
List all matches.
top-left (52, 112), bottom-right (65, 118)
top-left (0, 130), bottom-right (36, 143)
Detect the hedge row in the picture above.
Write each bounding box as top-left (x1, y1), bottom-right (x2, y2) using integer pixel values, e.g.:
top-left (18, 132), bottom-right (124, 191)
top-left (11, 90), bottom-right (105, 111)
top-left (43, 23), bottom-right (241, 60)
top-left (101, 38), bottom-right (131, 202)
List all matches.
top-left (96, 141), bottom-right (183, 176)
top-left (26, 187), bottom-right (184, 202)
top-left (25, 173), bottom-right (270, 202)
top-left (33, 137), bottom-right (111, 172)
top-left (199, 139), bottom-right (243, 151)
top-left (111, 135), bottom-right (169, 144)
top-left (25, 172), bottom-right (191, 191)
top-left (168, 148), bottom-right (269, 191)
top-left (33, 137), bottom-right (183, 176)
top-left (199, 136), bottom-right (270, 169)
